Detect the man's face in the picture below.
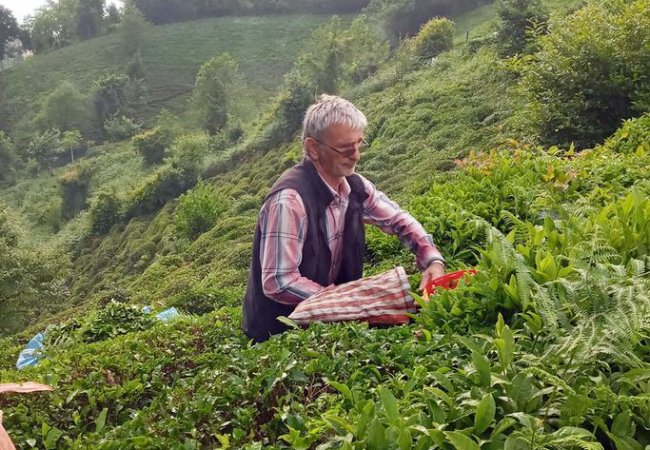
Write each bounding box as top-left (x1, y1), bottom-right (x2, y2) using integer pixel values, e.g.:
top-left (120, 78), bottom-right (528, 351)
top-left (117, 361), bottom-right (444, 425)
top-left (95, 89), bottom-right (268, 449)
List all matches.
top-left (311, 123), bottom-right (364, 179)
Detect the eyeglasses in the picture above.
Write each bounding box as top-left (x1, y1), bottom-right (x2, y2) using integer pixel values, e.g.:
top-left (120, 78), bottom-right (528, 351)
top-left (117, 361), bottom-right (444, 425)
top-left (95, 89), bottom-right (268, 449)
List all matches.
top-left (311, 137), bottom-right (368, 158)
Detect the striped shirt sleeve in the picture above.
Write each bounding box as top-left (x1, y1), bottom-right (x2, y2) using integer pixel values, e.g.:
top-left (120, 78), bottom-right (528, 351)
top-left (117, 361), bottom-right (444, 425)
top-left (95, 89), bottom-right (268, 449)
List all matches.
top-left (360, 175), bottom-right (445, 271)
top-left (259, 189), bottom-right (325, 306)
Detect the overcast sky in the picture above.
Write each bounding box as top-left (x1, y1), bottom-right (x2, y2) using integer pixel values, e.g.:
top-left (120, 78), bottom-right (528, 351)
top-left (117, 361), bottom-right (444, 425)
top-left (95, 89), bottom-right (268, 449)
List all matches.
top-left (1, 0), bottom-right (122, 23)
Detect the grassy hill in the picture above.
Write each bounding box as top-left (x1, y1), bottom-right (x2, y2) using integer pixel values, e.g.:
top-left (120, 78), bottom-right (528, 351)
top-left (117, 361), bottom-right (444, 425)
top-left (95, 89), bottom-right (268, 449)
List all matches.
top-left (0, 14), bottom-right (342, 135)
top-left (0, 0), bottom-right (649, 448)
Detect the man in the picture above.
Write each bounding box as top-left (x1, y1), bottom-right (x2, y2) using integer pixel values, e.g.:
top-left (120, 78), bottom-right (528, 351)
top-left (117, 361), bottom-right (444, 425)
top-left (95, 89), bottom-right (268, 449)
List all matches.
top-left (243, 95), bottom-right (445, 343)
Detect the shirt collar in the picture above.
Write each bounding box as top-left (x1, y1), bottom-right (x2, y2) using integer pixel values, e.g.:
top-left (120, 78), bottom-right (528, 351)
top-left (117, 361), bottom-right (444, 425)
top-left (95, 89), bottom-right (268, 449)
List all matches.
top-left (316, 171), bottom-right (351, 201)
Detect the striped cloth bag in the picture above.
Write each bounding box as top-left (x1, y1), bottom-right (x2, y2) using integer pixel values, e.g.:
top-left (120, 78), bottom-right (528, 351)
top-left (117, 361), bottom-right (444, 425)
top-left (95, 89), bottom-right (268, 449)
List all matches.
top-left (288, 266), bottom-right (416, 326)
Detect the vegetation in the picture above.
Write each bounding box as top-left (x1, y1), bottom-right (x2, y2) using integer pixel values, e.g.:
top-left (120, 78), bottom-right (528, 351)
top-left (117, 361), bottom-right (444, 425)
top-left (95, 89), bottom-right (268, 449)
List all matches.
top-left (0, 0), bottom-right (649, 448)
top-left (413, 17), bottom-right (455, 60)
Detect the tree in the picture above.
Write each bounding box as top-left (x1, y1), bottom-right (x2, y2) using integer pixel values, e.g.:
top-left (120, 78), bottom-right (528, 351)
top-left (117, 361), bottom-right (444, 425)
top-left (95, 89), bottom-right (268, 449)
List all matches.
top-left (27, 129), bottom-right (62, 170)
top-left (0, 132), bottom-right (18, 186)
top-left (28, 0), bottom-right (76, 53)
top-left (190, 54), bottom-right (238, 135)
top-left (0, 6), bottom-right (20, 60)
top-left (520, 0), bottom-right (650, 147)
top-left (75, 0), bottom-right (105, 40)
top-left (104, 3), bottom-right (120, 33)
top-left (61, 129), bottom-right (84, 162)
top-left (36, 81), bottom-right (88, 132)
top-left (413, 17), bottom-right (454, 59)
top-left (119, 1), bottom-right (151, 55)
top-left (496, 0), bottom-right (548, 57)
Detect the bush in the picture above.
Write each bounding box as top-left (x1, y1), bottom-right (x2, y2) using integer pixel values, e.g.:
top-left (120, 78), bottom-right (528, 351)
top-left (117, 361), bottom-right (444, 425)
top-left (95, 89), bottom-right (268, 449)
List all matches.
top-left (124, 166), bottom-right (197, 219)
top-left (59, 163), bottom-right (93, 220)
top-left (169, 132), bottom-right (210, 173)
top-left (89, 191), bottom-right (124, 235)
top-left (35, 81), bottom-right (88, 133)
top-left (413, 17), bottom-right (454, 59)
top-left (79, 301), bottom-right (157, 343)
top-left (519, 0), bottom-right (650, 147)
top-left (27, 129), bottom-right (62, 170)
top-left (0, 131), bottom-right (17, 186)
top-left (175, 180), bottom-right (227, 240)
top-left (495, 0), bottom-right (548, 57)
top-left (132, 126), bottom-right (170, 165)
top-left (104, 115), bottom-right (142, 142)
top-left (190, 53), bottom-right (238, 135)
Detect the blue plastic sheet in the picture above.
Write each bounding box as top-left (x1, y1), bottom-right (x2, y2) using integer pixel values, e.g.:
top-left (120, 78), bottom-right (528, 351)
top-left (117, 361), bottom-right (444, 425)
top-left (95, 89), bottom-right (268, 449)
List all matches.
top-left (16, 333), bottom-right (45, 370)
top-left (156, 307), bottom-right (180, 322)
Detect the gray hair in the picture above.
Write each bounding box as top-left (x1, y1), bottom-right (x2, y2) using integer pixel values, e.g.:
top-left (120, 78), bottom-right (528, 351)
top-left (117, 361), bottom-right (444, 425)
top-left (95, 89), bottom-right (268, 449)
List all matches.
top-left (301, 94), bottom-right (367, 157)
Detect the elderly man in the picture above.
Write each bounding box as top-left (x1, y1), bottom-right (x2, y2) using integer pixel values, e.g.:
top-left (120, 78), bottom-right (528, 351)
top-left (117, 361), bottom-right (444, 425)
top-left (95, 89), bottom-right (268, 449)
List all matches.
top-left (243, 95), bottom-right (445, 342)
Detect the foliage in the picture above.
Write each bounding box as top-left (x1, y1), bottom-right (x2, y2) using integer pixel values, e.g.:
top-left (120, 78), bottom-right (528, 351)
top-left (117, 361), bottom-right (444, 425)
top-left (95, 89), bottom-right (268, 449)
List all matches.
top-left (367, 0), bottom-right (490, 43)
top-left (60, 130), bottom-right (85, 163)
top-left (131, 126), bottom-right (170, 166)
top-left (0, 5), bottom-right (20, 60)
top-left (118, 2), bottom-right (150, 56)
top-left (103, 115), bottom-right (142, 142)
top-left (89, 191), bottom-right (124, 235)
top-left (27, 129), bottom-right (62, 170)
top-left (131, 0), bottom-right (369, 25)
top-left (0, 132), bottom-right (18, 186)
top-left (35, 81), bottom-right (89, 133)
top-left (413, 17), bottom-right (454, 59)
top-left (190, 53), bottom-right (238, 135)
top-left (518, 0), bottom-right (650, 147)
top-left (92, 73), bottom-right (145, 139)
top-left (169, 132), bottom-right (210, 173)
top-left (174, 180), bottom-right (227, 241)
top-left (59, 164), bottom-right (93, 221)
top-left (124, 165), bottom-right (197, 219)
top-left (495, 0), bottom-right (548, 57)
top-left (74, 0), bottom-right (105, 40)
top-left (0, 206), bottom-right (68, 336)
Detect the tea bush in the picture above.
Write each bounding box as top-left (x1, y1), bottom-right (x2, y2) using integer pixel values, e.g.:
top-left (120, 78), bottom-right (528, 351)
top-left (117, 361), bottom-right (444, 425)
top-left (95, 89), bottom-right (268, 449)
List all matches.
top-left (413, 17), bottom-right (454, 60)
top-left (131, 126), bottom-right (170, 166)
top-left (519, 0), bottom-right (650, 147)
top-left (174, 180), bottom-right (227, 241)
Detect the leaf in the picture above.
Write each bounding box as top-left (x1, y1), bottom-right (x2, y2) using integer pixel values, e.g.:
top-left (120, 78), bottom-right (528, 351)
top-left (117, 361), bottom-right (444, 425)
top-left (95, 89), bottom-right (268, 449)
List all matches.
top-left (472, 351), bottom-right (491, 388)
top-left (324, 415), bottom-right (354, 436)
top-left (474, 393), bottom-right (496, 435)
top-left (95, 408), bottom-right (108, 433)
top-left (379, 386), bottom-right (399, 425)
top-left (326, 379), bottom-right (353, 404)
top-left (366, 418), bottom-right (386, 450)
top-left (43, 427), bottom-right (63, 450)
top-left (276, 316), bottom-right (300, 330)
top-left (504, 434), bottom-right (530, 450)
top-left (445, 431), bottom-right (480, 450)
top-left (398, 427), bottom-right (412, 450)
top-left (611, 410), bottom-right (632, 437)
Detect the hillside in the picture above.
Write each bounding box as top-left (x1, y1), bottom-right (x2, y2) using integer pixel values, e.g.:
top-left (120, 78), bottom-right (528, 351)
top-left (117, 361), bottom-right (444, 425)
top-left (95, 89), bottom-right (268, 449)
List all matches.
top-left (0, 0), bottom-right (649, 448)
top-left (0, 14), bottom-right (342, 133)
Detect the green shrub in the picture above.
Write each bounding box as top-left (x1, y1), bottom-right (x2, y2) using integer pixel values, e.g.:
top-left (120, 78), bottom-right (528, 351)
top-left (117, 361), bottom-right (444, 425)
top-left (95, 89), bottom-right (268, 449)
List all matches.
top-left (79, 301), bottom-right (157, 343)
top-left (35, 80), bottom-right (88, 132)
top-left (190, 53), bottom-right (238, 135)
top-left (104, 115), bottom-right (142, 142)
top-left (495, 0), bottom-right (548, 57)
top-left (413, 17), bottom-right (454, 59)
top-left (170, 132), bottom-right (210, 173)
top-left (132, 126), bottom-right (170, 165)
top-left (89, 191), bottom-right (124, 235)
top-left (124, 166), bottom-right (197, 219)
top-left (175, 180), bottom-right (227, 240)
top-left (59, 163), bottom-right (93, 220)
top-left (27, 128), bottom-right (62, 169)
top-left (519, 0), bottom-right (650, 147)
top-left (0, 131), bottom-right (17, 186)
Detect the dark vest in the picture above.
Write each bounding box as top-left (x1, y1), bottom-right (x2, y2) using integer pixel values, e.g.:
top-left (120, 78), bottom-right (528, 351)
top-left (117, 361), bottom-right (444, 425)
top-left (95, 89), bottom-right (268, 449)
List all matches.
top-left (242, 159), bottom-right (368, 342)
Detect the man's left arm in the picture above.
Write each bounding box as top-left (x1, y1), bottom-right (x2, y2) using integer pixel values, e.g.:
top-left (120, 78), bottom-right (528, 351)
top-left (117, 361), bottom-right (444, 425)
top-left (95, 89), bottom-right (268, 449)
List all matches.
top-left (360, 176), bottom-right (445, 291)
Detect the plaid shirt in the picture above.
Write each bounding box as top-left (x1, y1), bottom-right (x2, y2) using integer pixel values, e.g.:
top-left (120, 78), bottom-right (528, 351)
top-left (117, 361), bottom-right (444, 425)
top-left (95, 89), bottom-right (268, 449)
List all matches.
top-left (259, 173), bottom-right (444, 306)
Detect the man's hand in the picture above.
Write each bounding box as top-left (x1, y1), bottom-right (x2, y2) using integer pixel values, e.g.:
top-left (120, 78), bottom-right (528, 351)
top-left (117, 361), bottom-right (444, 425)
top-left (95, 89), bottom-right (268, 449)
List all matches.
top-left (419, 261), bottom-right (446, 292)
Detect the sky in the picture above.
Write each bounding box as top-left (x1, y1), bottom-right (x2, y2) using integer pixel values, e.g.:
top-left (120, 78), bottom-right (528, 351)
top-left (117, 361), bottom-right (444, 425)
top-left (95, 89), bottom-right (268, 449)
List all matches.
top-left (1, 0), bottom-right (121, 23)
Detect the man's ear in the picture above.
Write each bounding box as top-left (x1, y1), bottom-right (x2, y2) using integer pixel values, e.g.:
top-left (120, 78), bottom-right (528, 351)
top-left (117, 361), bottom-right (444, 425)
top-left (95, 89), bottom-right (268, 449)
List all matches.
top-left (305, 137), bottom-right (320, 161)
